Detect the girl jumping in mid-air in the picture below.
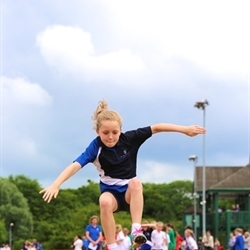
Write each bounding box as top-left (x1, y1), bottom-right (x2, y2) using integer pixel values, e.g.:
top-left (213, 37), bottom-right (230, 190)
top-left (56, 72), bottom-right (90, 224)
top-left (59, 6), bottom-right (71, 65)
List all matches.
top-left (40, 100), bottom-right (206, 250)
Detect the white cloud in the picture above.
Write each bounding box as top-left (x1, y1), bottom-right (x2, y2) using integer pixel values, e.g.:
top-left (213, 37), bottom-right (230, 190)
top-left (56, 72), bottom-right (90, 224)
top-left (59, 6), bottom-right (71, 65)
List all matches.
top-left (1, 75), bottom-right (53, 176)
top-left (19, 139), bottom-right (38, 156)
top-left (2, 76), bottom-right (52, 106)
top-left (36, 25), bottom-right (146, 80)
top-left (2, 0), bottom-right (249, 188)
top-left (207, 152), bottom-right (249, 166)
top-left (137, 160), bottom-right (193, 183)
top-left (2, 135), bottom-right (39, 163)
top-left (103, 0), bottom-right (250, 79)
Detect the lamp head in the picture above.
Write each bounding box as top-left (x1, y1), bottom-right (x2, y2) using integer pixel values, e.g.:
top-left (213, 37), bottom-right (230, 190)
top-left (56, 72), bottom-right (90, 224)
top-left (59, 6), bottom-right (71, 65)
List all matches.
top-left (194, 99), bottom-right (209, 110)
top-left (189, 155), bottom-right (198, 161)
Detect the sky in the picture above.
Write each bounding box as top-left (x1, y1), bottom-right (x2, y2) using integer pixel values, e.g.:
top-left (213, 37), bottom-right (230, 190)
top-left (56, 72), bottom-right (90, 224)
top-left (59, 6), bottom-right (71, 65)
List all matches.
top-left (1, 0), bottom-right (250, 189)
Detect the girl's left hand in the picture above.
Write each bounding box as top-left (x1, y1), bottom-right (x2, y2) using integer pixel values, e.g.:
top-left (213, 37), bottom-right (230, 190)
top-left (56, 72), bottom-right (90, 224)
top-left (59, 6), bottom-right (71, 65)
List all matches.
top-left (185, 125), bottom-right (206, 137)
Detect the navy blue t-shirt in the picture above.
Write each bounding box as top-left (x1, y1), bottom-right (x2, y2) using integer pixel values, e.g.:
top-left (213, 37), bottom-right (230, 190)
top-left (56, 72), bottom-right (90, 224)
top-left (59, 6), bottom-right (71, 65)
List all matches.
top-left (74, 127), bottom-right (152, 192)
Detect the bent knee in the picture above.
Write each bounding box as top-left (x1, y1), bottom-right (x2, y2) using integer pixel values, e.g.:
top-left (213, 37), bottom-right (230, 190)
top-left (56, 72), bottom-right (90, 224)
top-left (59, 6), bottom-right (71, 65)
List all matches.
top-left (128, 178), bottom-right (142, 191)
top-left (99, 193), bottom-right (117, 212)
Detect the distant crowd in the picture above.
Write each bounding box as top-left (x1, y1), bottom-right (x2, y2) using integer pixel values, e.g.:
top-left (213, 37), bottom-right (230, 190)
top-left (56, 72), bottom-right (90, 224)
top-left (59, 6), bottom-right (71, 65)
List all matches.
top-left (71, 216), bottom-right (250, 250)
top-left (0, 244), bottom-right (11, 250)
top-left (2, 216), bottom-right (249, 250)
top-left (21, 239), bottom-right (43, 250)
top-left (0, 239), bottom-right (43, 250)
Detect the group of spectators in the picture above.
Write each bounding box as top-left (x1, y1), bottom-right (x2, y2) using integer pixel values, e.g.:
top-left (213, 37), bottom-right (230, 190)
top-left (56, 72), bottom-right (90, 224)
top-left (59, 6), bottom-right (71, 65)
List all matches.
top-left (0, 239), bottom-right (43, 250)
top-left (72, 216), bottom-right (250, 250)
top-left (72, 216), bottom-right (194, 250)
top-left (185, 227), bottom-right (250, 250)
top-left (200, 230), bottom-right (222, 250)
top-left (228, 228), bottom-right (250, 250)
top-left (193, 227), bottom-right (250, 250)
top-left (0, 244), bottom-right (11, 250)
top-left (21, 239), bottom-right (43, 250)
top-left (217, 204), bottom-right (241, 213)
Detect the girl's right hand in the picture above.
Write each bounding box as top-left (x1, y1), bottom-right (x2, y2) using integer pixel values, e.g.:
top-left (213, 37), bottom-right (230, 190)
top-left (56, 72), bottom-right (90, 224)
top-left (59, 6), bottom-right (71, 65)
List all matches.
top-left (39, 184), bottom-right (60, 203)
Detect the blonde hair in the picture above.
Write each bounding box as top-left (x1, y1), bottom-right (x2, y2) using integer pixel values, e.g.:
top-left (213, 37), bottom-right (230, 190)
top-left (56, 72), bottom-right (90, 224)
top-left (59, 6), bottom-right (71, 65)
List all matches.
top-left (89, 215), bottom-right (99, 223)
top-left (185, 229), bottom-right (194, 237)
top-left (116, 224), bottom-right (122, 232)
top-left (123, 228), bottom-right (129, 234)
top-left (156, 221), bottom-right (163, 226)
top-left (92, 100), bottom-right (122, 131)
top-left (235, 228), bottom-right (243, 234)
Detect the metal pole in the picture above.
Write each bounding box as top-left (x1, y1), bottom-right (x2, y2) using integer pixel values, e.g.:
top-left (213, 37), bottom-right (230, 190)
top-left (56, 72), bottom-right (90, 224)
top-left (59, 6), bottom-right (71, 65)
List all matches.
top-left (9, 223), bottom-right (13, 249)
top-left (193, 159), bottom-right (197, 241)
top-left (202, 107), bottom-right (206, 236)
top-left (9, 225), bottom-right (12, 249)
top-left (189, 155), bottom-right (198, 240)
top-left (194, 99), bottom-right (208, 237)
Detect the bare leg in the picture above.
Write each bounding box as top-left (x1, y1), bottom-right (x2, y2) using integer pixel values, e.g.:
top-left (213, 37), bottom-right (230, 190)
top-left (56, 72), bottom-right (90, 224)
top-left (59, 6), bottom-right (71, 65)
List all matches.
top-left (125, 177), bottom-right (143, 223)
top-left (125, 178), bottom-right (146, 246)
top-left (99, 192), bottom-right (118, 245)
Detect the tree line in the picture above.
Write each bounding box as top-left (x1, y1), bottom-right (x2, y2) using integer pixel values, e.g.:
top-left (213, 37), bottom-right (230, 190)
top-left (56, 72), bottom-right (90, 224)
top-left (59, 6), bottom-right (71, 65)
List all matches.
top-left (0, 175), bottom-right (194, 249)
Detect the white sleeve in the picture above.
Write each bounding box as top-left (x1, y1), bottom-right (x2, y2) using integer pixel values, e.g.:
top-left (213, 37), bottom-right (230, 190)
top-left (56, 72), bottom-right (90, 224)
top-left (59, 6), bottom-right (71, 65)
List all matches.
top-left (151, 230), bottom-right (156, 244)
top-left (189, 237), bottom-right (198, 249)
top-left (162, 232), bottom-right (166, 239)
top-left (118, 231), bottom-right (125, 240)
top-left (190, 238), bottom-right (196, 248)
top-left (210, 236), bottom-right (214, 248)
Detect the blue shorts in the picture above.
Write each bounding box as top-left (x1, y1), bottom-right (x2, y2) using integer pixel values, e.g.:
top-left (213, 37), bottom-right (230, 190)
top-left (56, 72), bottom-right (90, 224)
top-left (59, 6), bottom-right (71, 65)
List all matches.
top-left (106, 190), bottom-right (130, 212)
top-left (100, 182), bottom-right (130, 212)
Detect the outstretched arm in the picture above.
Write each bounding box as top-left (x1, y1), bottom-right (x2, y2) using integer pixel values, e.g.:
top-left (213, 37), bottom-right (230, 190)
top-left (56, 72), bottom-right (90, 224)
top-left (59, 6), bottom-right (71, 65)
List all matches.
top-left (141, 223), bottom-right (156, 227)
top-left (151, 123), bottom-right (206, 136)
top-left (39, 162), bottom-right (81, 202)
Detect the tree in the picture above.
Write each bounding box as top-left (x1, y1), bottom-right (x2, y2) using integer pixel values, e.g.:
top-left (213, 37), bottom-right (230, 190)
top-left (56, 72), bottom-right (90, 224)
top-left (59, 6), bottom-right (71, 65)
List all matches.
top-left (76, 180), bottom-right (100, 205)
top-left (0, 219), bottom-right (8, 243)
top-left (166, 180), bottom-right (193, 220)
top-left (8, 175), bottom-right (44, 219)
top-left (8, 175), bottom-right (50, 237)
top-left (0, 178), bottom-right (33, 240)
top-left (143, 180), bottom-right (193, 223)
top-left (1, 174), bottom-right (195, 248)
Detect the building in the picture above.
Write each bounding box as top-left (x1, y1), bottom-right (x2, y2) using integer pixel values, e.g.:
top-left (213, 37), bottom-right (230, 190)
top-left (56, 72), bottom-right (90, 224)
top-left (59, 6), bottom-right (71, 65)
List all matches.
top-left (183, 163), bottom-right (250, 247)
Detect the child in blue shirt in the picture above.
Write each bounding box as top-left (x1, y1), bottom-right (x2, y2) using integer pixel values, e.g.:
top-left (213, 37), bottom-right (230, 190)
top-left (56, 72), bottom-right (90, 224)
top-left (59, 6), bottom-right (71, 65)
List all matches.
top-left (234, 228), bottom-right (244, 250)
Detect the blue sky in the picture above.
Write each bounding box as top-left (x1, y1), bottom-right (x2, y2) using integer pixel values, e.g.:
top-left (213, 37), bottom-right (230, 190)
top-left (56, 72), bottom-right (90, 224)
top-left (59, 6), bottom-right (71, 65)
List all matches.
top-left (1, 0), bottom-right (249, 189)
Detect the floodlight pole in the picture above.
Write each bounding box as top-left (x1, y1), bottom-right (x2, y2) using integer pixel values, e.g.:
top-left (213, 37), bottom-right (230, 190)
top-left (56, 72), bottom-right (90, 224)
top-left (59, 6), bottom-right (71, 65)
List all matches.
top-left (194, 99), bottom-right (209, 237)
top-left (189, 155), bottom-right (198, 241)
top-left (9, 222), bottom-right (14, 249)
